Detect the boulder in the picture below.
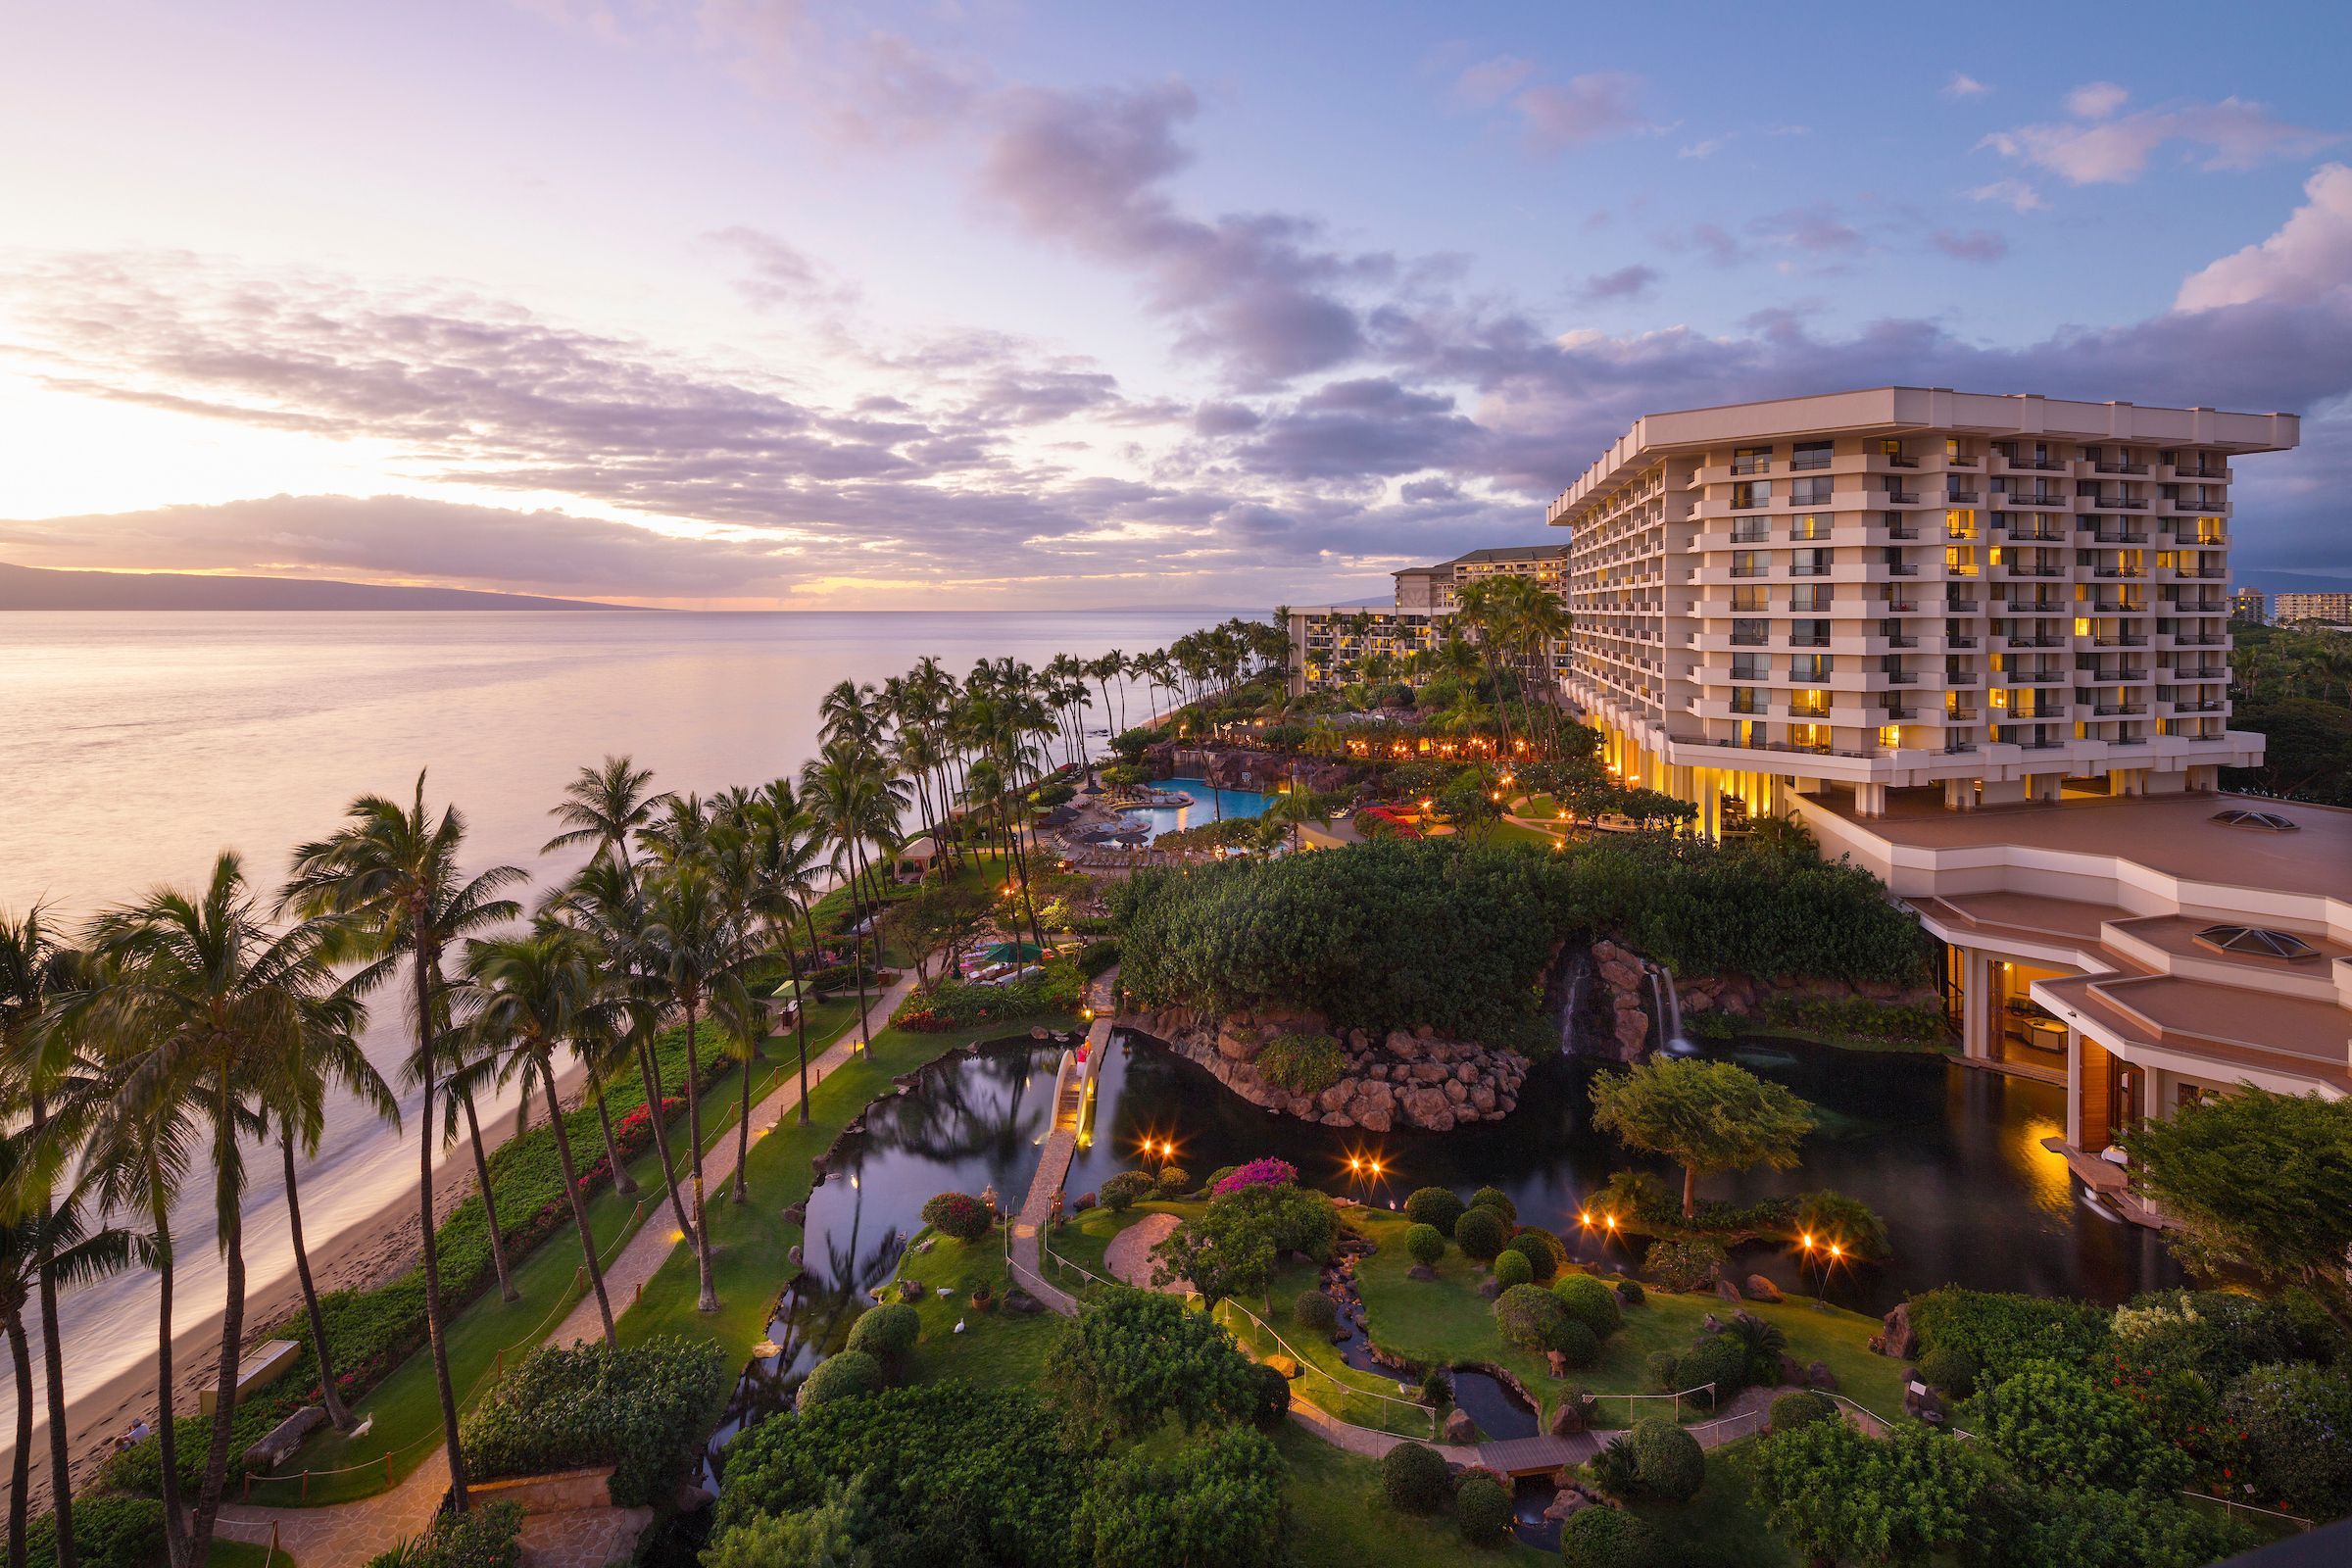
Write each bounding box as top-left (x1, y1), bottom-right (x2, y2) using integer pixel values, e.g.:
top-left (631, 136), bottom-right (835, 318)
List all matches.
top-left (1743, 1275), bottom-right (1785, 1303)
top-left (1547, 1399), bottom-right (1588, 1437)
top-left (1477, 1278), bottom-right (1502, 1300)
top-left (1003, 1287), bottom-right (1046, 1315)
top-left (1777, 1352), bottom-right (1805, 1385)
top-left (1386, 1029), bottom-right (1423, 1060)
top-left (244, 1405), bottom-right (326, 1472)
top-left (1317, 1082), bottom-right (1354, 1114)
top-left (1029, 1025), bottom-right (1050, 1040)
top-left (1715, 1277), bottom-right (1744, 1306)
top-left (1411, 1062), bottom-right (1447, 1085)
top-left (1873, 1301), bottom-right (1918, 1359)
top-left (1469, 1084), bottom-right (1496, 1112)
top-left (1543, 1486), bottom-right (1597, 1521)
top-left (1701, 1313), bottom-right (1723, 1333)
top-left (1216, 1026), bottom-right (1263, 1063)
top-left (1806, 1361), bottom-right (1838, 1390)
top-left (1444, 1080), bottom-right (1467, 1104)
top-left (1443, 1409), bottom-right (1477, 1445)
top-left (1406, 1263), bottom-right (1438, 1281)
top-left (673, 1482), bottom-right (716, 1513)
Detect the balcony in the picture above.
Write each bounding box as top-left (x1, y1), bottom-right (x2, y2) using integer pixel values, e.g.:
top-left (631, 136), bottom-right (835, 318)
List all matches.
top-left (2004, 492), bottom-right (2068, 508)
top-left (2001, 634), bottom-right (2065, 649)
top-left (2094, 462), bottom-right (2149, 475)
top-left (2003, 526), bottom-right (2067, 543)
top-left (1730, 565), bottom-right (1768, 578)
top-left (2107, 498), bottom-right (2150, 511)
top-left (1790, 454), bottom-right (1835, 471)
top-left (1885, 488), bottom-right (1921, 505)
top-left (1942, 742), bottom-right (1980, 755)
top-left (2004, 564), bottom-right (2065, 578)
top-left (2094, 704), bottom-right (2148, 716)
top-left (1884, 633), bottom-right (1919, 648)
top-left (1999, 456), bottom-right (2068, 471)
top-left (1885, 671), bottom-right (1919, 685)
top-left (2174, 566), bottom-right (2229, 580)
top-left (1946, 709), bottom-right (1981, 722)
top-left (1791, 564), bottom-right (1834, 577)
top-left (1946, 633), bottom-right (1980, 649)
top-left (1947, 671), bottom-right (1983, 686)
top-left (1788, 635), bottom-right (1831, 649)
top-left (1730, 459), bottom-right (1770, 476)
top-left (1884, 563), bottom-right (1920, 576)
top-left (1945, 488), bottom-right (1981, 504)
top-left (1945, 598), bottom-right (1982, 612)
top-left (1885, 598), bottom-right (1922, 613)
top-left (1884, 524), bottom-right (1921, 540)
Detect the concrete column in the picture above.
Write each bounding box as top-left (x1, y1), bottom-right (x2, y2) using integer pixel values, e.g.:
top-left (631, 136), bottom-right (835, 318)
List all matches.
top-left (2064, 1027), bottom-right (2085, 1146)
top-left (1981, 777), bottom-right (2028, 807)
top-left (1961, 948), bottom-right (1991, 1061)
top-left (1943, 776), bottom-right (1977, 811)
top-left (1854, 781), bottom-right (1887, 817)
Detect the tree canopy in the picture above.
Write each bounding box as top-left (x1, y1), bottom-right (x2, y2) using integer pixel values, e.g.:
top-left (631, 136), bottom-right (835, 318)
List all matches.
top-left (1751, 1419), bottom-right (1986, 1566)
top-left (1589, 1056), bottom-right (1816, 1217)
top-left (1045, 1289), bottom-right (1258, 1441)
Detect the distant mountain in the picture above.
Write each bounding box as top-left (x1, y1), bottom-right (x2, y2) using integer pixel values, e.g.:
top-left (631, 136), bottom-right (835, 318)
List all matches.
top-left (2239, 567), bottom-right (2352, 594)
top-left (0, 562), bottom-right (640, 612)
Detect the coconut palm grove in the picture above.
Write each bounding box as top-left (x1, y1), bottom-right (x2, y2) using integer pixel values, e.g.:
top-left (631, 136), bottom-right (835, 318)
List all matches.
top-left (5, 616), bottom-right (2350, 1568)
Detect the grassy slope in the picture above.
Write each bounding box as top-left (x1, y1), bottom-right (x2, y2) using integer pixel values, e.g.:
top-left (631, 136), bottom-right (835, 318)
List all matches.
top-left (1623, 1441), bottom-right (1794, 1568)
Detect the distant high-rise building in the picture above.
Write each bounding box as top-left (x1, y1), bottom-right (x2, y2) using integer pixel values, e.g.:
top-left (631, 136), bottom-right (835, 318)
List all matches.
top-left (2230, 586), bottom-right (2267, 624)
top-left (2273, 590), bottom-right (2352, 625)
top-left (1289, 545), bottom-right (1570, 693)
top-left (1546, 387), bottom-right (2297, 829)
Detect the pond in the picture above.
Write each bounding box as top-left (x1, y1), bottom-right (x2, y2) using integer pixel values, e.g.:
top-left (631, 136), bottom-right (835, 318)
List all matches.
top-left (1068, 1031), bottom-right (2181, 1316)
top-left (1118, 775), bottom-right (1271, 841)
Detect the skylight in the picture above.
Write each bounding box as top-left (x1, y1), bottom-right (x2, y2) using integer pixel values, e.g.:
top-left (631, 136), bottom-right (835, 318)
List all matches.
top-left (2194, 925), bottom-right (2321, 961)
top-left (2210, 808), bottom-right (2300, 832)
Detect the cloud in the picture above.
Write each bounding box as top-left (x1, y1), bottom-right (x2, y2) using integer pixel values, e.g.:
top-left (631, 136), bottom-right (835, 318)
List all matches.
top-left (1930, 227), bottom-right (2009, 263)
top-left (1509, 73), bottom-right (1652, 153)
top-left (1228, 378), bottom-right (1489, 483)
top-left (2177, 163), bottom-right (2352, 312)
top-left (1942, 73), bottom-right (1991, 100)
top-left (1677, 135), bottom-right (1730, 160)
top-left (708, 226), bottom-right (858, 313)
top-left (1577, 264), bottom-right (1660, 301)
top-left (1966, 178), bottom-right (2046, 213)
top-left (1451, 55), bottom-right (1537, 110)
top-left (1399, 476), bottom-right (1463, 503)
top-left (1983, 93), bottom-right (2337, 183)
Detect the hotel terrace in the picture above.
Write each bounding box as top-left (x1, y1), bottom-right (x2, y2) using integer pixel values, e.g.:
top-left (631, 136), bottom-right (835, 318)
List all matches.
top-left (1542, 388), bottom-right (2344, 1187)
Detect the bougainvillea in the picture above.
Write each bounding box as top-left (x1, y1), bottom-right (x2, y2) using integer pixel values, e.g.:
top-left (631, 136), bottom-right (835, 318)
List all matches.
top-left (1213, 1157), bottom-right (1298, 1195)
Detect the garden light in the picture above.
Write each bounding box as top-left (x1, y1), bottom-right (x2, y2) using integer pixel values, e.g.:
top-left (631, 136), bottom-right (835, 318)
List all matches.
top-left (1578, 1210), bottom-right (1592, 1227)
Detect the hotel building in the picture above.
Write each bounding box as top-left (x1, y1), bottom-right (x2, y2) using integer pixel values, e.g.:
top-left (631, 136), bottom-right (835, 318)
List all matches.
top-left (2273, 590), bottom-right (2352, 625)
top-left (1545, 388), bottom-right (2344, 1177)
top-left (2230, 586), bottom-right (2267, 624)
top-left (1289, 544), bottom-right (1570, 695)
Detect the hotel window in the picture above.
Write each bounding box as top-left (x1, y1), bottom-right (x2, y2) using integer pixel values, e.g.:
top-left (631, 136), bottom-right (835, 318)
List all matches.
top-left (1790, 513), bottom-right (1828, 541)
top-left (1731, 445), bottom-right (1772, 475)
top-left (1791, 654), bottom-right (1832, 682)
top-left (1732, 516), bottom-right (1770, 543)
top-left (1945, 436), bottom-right (1963, 460)
top-left (1945, 691), bottom-right (1970, 714)
top-left (1731, 550), bottom-right (1767, 578)
top-left (2194, 516), bottom-right (2224, 544)
top-left (1790, 584), bottom-right (1831, 612)
top-left (1792, 548), bottom-right (1832, 577)
top-left (1789, 619), bottom-right (1830, 647)
top-left (1789, 723), bottom-right (1830, 751)
top-left (1731, 655), bottom-right (1768, 681)
top-left (1945, 545), bottom-right (1978, 576)
top-left (1731, 479), bottom-right (1772, 510)
top-left (1791, 477), bottom-right (1834, 506)
top-left (1878, 723), bottom-right (1902, 749)
top-left (1731, 585), bottom-right (1767, 612)
top-left (1732, 617), bottom-right (1769, 646)
top-left (2073, 616), bottom-right (2092, 638)
top-left (1945, 509), bottom-right (1978, 540)
top-left (1790, 688), bottom-right (1830, 717)
top-left (1730, 687), bottom-right (1765, 714)
top-left (1792, 440), bottom-right (1834, 470)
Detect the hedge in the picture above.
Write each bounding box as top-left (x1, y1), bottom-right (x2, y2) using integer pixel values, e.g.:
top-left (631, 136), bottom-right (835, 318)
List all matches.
top-left (365, 1500), bottom-right (522, 1568)
top-left (462, 1338), bottom-right (729, 1506)
top-left (27, 1498), bottom-right (165, 1568)
top-left (889, 960), bottom-right (1084, 1031)
top-left (1907, 1289), bottom-right (2113, 1383)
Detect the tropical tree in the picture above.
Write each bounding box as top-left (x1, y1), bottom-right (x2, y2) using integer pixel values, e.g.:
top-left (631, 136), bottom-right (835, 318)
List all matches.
top-left (282, 774), bottom-right (525, 1513)
top-left (749, 780), bottom-right (826, 1125)
top-left (801, 736), bottom-right (908, 1049)
top-left (542, 755), bottom-right (669, 884)
top-left (1589, 1056), bottom-right (1816, 1219)
top-left (639, 855), bottom-right (750, 1311)
top-left (458, 925), bottom-right (634, 1344)
top-left (82, 854), bottom-right (354, 1562)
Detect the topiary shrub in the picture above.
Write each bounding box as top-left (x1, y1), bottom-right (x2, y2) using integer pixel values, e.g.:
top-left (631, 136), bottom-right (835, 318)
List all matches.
top-left (1294, 1289), bottom-right (1340, 1337)
top-left (1403, 1187), bottom-right (1466, 1237)
top-left (1615, 1279), bottom-right (1645, 1308)
top-left (1454, 1473), bottom-right (1511, 1545)
top-left (1494, 1284), bottom-right (1574, 1353)
top-left (1676, 1334), bottom-right (1747, 1403)
top-left (1645, 1351), bottom-right (1681, 1393)
top-left (1769, 1390), bottom-right (1836, 1434)
top-left (1404, 1223), bottom-right (1446, 1268)
top-left (1380, 1441), bottom-right (1452, 1514)
top-left (1212, 1157), bottom-right (1297, 1193)
top-left (799, 1350), bottom-right (884, 1410)
top-left (1258, 1031), bottom-right (1346, 1095)
top-left (921, 1192), bottom-right (994, 1244)
top-left (1155, 1165), bottom-right (1194, 1197)
top-left (462, 1338), bottom-right (729, 1507)
top-left (1558, 1504), bottom-right (1658, 1568)
top-left (1642, 1238), bottom-right (1727, 1293)
top-left (1454, 1205), bottom-right (1508, 1263)
top-left (1916, 1344), bottom-right (1980, 1398)
top-left (1554, 1274), bottom-right (1623, 1340)
top-left (1629, 1418), bottom-right (1704, 1503)
top-left (1553, 1318), bottom-right (1601, 1370)
top-left (1247, 1360), bottom-right (1292, 1431)
top-left (1503, 1228), bottom-right (1564, 1285)
top-left (1101, 1170), bottom-right (1157, 1213)
top-left (1493, 1250), bottom-right (1534, 1290)
top-left (1469, 1186), bottom-right (1517, 1224)
top-left (847, 1303), bottom-right (920, 1371)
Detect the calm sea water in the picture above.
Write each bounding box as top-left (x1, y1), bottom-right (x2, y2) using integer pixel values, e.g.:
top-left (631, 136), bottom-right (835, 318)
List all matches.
top-left (0, 609), bottom-right (1224, 1453)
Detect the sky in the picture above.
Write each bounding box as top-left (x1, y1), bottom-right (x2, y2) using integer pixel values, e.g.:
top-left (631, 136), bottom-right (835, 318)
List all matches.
top-left (2, 0), bottom-right (2349, 611)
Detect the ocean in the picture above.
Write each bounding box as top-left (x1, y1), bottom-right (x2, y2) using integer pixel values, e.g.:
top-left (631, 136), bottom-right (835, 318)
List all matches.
top-left (0, 608), bottom-right (1227, 1455)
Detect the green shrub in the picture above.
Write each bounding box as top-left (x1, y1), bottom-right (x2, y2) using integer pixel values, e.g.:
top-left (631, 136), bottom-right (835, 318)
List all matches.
top-left (847, 1303), bottom-right (921, 1370)
top-left (1762, 994), bottom-right (1948, 1046)
top-left (1075, 939), bottom-right (1121, 977)
top-left (2221, 1361), bottom-right (2352, 1518)
top-left (1503, 1228), bottom-right (1564, 1285)
top-left (1615, 1279), bottom-right (1644, 1307)
top-left (1644, 1351), bottom-right (1681, 1393)
top-left (1769, 1390), bottom-right (1836, 1433)
top-left (1453, 1206), bottom-right (1508, 1262)
top-left (1908, 1288), bottom-right (2111, 1383)
top-left (1553, 1274), bottom-right (1623, 1340)
top-left (1469, 1187), bottom-right (1517, 1224)
top-left (798, 1350), bottom-right (885, 1410)
top-left (1629, 1418), bottom-right (1704, 1502)
top-left (1676, 1334), bottom-right (1748, 1402)
top-left (1155, 1165), bottom-right (1193, 1197)
top-left (1558, 1504), bottom-right (1656, 1568)
top-left (890, 959), bottom-right (1085, 1031)
top-left (1380, 1442), bottom-right (1452, 1514)
top-left (1404, 1223), bottom-right (1446, 1267)
top-left (1790, 1190), bottom-right (1891, 1262)
top-left (1494, 1284), bottom-right (1574, 1353)
top-left (1294, 1289), bottom-right (1340, 1336)
top-left (1965, 1357), bottom-right (2192, 1494)
top-left (1916, 1344), bottom-right (1980, 1397)
top-left (1247, 1361), bottom-right (1292, 1431)
top-left (461, 1338), bottom-right (728, 1507)
top-left (1642, 1238), bottom-right (1727, 1293)
top-left (1454, 1474), bottom-right (1511, 1545)
top-left (1076, 1427), bottom-right (1289, 1568)
top-left (368, 1501), bottom-right (524, 1568)
top-left (1553, 1318), bottom-right (1601, 1369)
top-left (1587, 1435), bottom-right (1640, 1499)
top-left (1257, 1032), bottom-right (1345, 1096)
top-left (1403, 1187), bottom-right (1465, 1236)
top-left (1045, 1288), bottom-right (1256, 1439)
top-left (1101, 1171), bottom-right (1156, 1212)
top-left (1494, 1250), bottom-right (1534, 1290)
top-left (921, 1192), bottom-right (994, 1244)
top-left (28, 1497), bottom-right (165, 1568)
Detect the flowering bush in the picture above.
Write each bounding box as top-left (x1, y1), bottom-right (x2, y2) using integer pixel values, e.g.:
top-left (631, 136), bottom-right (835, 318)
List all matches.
top-left (574, 1097), bottom-right (683, 1189)
top-left (1213, 1158), bottom-right (1298, 1195)
top-left (1352, 806), bottom-right (1423, 841)
top-left (921, 1191), bottom-right (994, 1244)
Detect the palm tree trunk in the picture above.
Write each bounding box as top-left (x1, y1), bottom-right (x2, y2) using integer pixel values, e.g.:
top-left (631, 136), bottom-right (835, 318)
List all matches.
top-left (8, 1312), bottom-right (31, 1568)
top-left (459, 1091), bottom-right (518, 1303)
top-left (151, 1203), bottom-right (187, 1568)
top-left (281, 1134), bottom-right (357, 1433)
top-left (795, 901), bottom-right (822, 1123)
top-left (683, 1001), bottom-right (718, 1312)
top-left (591, 1082), bottom-right (637, 1196)
top-left (847, 855), bottom-right (875, 1051)
top-left (731, 1027), bottom-right (754, 1205)
top-left (415, 953), bottom-right (470, 1514)
top-left (1682, 1163), bottom-right (1698, 1221)
top-left (637, 1038), bottom-right (696, 1244)
top-left (187, 1115), bottom-right (244, 1568)
top-left (543, 1070), bottom-right (615, 1346)
top-left (31, 1092), bottom-right (75, 1568)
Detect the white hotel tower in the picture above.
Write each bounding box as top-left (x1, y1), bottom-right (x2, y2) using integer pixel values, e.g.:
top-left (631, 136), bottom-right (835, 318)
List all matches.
top-left (1547, 387), bottom-right (2298, 836)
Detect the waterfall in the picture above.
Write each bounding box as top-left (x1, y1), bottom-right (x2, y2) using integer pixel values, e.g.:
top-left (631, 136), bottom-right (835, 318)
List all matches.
top-left (1558, 956), bottom-right (1589, 1054)
top-left (1646, 964), bottom-right (1690, 1054)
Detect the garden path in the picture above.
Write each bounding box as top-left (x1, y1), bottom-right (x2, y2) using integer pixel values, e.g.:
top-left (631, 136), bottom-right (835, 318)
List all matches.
top-left (215, 967), bottom-right (926, 1568)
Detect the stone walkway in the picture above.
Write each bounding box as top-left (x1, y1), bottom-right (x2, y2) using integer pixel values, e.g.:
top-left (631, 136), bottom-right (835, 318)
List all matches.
top-left (217, 967), bottom-right (925, 1568)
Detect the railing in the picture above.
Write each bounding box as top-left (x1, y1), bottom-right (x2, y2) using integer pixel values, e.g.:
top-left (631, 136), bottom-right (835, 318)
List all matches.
top-left (1216, 1298), bottom-right (1443, 1440)
top-left (2095, 463), bottom-right (2149, 475)
top-left (1945, 489), bottom-right (1980, 503)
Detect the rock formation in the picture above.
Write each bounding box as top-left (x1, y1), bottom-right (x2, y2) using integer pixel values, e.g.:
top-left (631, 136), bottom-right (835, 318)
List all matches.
top-left (1126, 1006), bottom-right (1527, 1132)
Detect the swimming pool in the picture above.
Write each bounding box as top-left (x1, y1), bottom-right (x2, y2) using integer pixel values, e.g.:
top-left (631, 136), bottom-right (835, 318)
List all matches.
top-left (1119, 776), bottom-right (1271, 841)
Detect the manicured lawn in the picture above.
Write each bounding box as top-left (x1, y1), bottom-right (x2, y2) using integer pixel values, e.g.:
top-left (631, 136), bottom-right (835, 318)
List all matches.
top-left (1622, 1440), bottom-right (1795, 1568)
top-left (885, 1230), bottom-right (1063, 1390)
top-left (210, 1540), bottom-right (283, 1568)
top-left (1276, 1423), bottom-right (1549, 1568)
top-left (1349, 1210), bottom-right (1907, 1426)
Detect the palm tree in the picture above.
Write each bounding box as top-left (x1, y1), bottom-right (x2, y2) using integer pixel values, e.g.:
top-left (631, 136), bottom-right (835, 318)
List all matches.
top-left (800, 738), bottom-right (908, 1051)
top-left (749, 781), bottom-right (826, 1125)
top-left (706, 804), bottom-right (771, 1204)
top-left (457, 926), bottom-right (633, 1345)
top-left (282, 774), bottom-right (523, 1515)
top-left (252, 980), bottom-right (393, 1434)
top-left (81, 855), bottom-right (351, 1563)
top-left (0, 1133), bottom-right (141, 1568)
top-left (542, 756), bottom-right (669, 884)
top-left (0, 906), bottom-right (96, 1568)
top-left (639, 858), bottom-right (748, 1312)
